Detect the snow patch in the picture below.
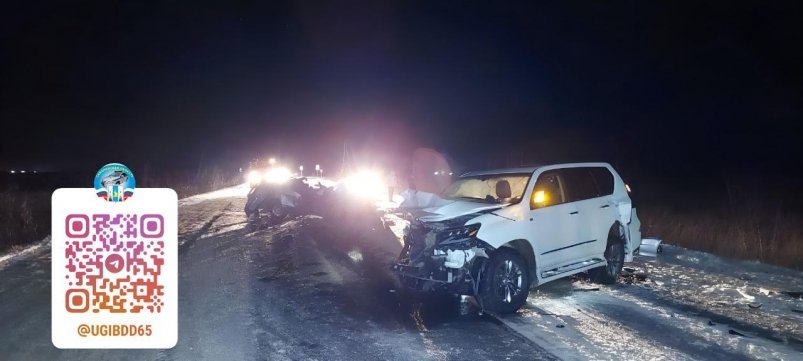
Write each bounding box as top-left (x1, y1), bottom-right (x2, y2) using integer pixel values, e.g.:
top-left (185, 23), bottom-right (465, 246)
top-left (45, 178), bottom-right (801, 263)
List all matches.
top-left (0, 236), bottom-right (51, 269)
top-left (178, 183), bottom-right (250, 206)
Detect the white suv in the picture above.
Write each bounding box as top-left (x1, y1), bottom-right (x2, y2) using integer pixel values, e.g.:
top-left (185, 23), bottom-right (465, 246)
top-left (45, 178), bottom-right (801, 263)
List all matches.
top-left (394, 162), bottom-right (641, 313)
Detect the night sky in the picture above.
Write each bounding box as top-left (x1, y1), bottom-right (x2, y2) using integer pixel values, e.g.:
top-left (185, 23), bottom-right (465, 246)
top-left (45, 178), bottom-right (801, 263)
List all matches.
top-left (2, 1), bottom-right (802, 200)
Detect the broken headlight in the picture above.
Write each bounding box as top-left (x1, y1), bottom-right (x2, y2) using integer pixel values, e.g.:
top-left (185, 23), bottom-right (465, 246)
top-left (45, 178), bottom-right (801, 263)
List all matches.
top-left (438, 223), bottom-right (481, 246)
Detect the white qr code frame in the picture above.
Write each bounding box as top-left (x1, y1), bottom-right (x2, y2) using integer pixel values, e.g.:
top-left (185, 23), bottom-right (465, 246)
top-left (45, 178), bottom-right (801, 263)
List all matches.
top-left (52, 188), bottom-right (177, 349)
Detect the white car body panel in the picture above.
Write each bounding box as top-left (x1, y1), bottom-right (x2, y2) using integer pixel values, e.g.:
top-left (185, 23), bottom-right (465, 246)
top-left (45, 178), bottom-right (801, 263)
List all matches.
top-left (419, 201), bottom-right (504, 222)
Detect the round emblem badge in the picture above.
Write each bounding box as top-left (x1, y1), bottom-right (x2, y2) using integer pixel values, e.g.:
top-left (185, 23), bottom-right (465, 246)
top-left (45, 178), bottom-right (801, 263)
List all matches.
top-left (94, 163), bottom-right (136, 202)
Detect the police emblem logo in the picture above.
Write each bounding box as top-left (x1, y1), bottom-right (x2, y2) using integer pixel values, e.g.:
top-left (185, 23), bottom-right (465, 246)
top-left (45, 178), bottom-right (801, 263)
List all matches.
top-left (94, 163), bottom-right (136, 202)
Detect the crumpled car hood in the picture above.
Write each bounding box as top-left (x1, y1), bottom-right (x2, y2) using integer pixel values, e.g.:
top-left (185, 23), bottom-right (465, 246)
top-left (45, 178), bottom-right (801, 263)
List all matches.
top-left (419, 200), bottom-right (503, 222)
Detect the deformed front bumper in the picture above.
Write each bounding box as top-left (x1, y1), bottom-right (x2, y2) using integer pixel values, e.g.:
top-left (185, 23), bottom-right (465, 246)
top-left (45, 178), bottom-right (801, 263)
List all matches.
top-left (393, 262), bottom-right (474, 293)
top-left (393, 242), bottom-right (491, 294)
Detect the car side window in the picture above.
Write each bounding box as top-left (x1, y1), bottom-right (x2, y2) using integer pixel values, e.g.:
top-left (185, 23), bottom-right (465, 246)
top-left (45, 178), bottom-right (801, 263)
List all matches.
top-left (590, 167), bottom-right (614, 196)
top-left (530, 170), bottom-right (566, 209)
top-left (561, 168), bottom-right (598, 202)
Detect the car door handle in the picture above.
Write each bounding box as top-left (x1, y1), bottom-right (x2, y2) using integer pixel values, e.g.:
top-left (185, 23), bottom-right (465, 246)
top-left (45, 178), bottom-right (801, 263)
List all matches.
top-left (599, 205), bottom-right (610, 209)
top-left (569, 211), bottom-right (579, 215)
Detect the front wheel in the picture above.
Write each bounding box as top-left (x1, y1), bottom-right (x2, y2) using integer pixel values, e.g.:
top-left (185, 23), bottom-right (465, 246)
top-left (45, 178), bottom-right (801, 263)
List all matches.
top-left (479, 249), bottom-right (530, 314)
top-left (266, 202), bottom-right (289, 222)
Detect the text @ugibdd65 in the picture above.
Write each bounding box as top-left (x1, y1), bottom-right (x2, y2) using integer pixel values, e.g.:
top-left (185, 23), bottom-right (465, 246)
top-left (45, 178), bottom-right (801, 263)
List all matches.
top-left (76, 324), bottom-right (153, 337)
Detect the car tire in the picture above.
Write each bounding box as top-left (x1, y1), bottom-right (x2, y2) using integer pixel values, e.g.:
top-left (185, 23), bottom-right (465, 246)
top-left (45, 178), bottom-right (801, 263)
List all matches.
top-left (479, 249), bottom-right (530, 314)
top-left (266, 202), bottom-right (288, 222)
top-left (589, 228), bottom-right (625, 284)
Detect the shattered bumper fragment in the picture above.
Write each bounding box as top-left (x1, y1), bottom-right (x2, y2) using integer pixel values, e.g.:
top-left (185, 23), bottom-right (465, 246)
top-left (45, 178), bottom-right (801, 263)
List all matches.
top-left (639, 238), bottom-right (663, 257)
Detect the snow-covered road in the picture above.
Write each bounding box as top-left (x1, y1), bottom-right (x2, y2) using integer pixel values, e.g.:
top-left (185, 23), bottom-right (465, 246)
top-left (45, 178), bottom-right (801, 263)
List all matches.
top-left (491, 243), bottom-right (803, 360)
top-left (1, 185), bottom-right (801, 360)
top-left (0, 186), bottom-right (553, 360)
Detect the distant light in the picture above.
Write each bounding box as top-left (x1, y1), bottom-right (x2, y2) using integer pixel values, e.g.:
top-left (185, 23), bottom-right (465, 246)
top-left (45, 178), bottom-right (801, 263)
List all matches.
top-left (268, 157), bottom-right (277, 165)
top-left (33, 170), bottom-right (37, 174)
top-left (299, 165), bottom-right (303, 171)
top-left (448, 172), bottom-right (453, 176)
top-left (10, 170), bottom-right (15, 174)
top-left (315, 164), bottom-right (320, 171)
top-left (20, 170), bottom-right (26, 174)
top-left (433, 171), bottom-right (439, 175)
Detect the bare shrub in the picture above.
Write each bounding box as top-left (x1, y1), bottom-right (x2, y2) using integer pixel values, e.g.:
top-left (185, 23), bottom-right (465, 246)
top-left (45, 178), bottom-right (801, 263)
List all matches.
top-left (0, 167), bottom-right (240, 252)
top-left (640, 205), bottom-right (803, 270)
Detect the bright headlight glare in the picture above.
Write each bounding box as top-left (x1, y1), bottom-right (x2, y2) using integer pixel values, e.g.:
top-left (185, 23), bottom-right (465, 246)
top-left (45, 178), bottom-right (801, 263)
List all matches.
top-left (247, 171), bottom-right (263, 185)
top-left (343, 170), bottom-right (386, 199)
top-left (264, 167), bottom-right (292, 183)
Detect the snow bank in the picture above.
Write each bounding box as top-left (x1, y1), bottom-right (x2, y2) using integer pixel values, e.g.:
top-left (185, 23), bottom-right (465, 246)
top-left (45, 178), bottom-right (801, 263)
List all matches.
top-left (0, 236), bottom-right (50, 270)
top-left (178, 183), bottom-right (250, 206)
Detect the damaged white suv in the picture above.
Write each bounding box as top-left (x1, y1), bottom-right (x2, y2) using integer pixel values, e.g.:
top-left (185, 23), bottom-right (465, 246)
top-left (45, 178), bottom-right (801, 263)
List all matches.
top-left (394, 162), bottom-right (641, 314)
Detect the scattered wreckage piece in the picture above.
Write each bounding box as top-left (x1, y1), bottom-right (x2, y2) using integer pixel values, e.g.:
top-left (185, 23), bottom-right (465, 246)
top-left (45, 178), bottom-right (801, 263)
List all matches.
top-left (782, 291), bottom-right (803, 300)
top-left (728, 329), bottom-right (750, 337)
top-left (638, 238), bottom-right (663, 257)
top-left (573, 287), bottom-right (600, 292)
top-left (620, 266), bottom-right (649, 283)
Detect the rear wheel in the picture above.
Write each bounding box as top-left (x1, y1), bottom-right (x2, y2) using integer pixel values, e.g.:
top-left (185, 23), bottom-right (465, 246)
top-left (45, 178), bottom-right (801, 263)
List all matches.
top-left (590, 227), bottom-right (626, 284)
top-left (479, 249), bottom-right (530, 314)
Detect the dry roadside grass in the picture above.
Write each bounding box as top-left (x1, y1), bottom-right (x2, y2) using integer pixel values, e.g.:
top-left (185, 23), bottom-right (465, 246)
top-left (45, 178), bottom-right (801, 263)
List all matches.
top-left (640, 206), bottom-right (803, 270)
top-left (0, 168), bottom-right (239, 252)
top-left (0, 191), bottom-right (50, 251)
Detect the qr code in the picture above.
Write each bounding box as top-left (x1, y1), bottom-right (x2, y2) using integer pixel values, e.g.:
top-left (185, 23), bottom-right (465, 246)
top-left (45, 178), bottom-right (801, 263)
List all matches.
top-left (64, 213), bottom-right (165, 314)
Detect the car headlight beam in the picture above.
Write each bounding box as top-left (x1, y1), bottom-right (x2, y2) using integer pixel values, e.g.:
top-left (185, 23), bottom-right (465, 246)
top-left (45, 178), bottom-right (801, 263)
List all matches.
top-left (247, 170), bottom-right (263, 186)
top-left (264, 167), bottom-right (292, 184)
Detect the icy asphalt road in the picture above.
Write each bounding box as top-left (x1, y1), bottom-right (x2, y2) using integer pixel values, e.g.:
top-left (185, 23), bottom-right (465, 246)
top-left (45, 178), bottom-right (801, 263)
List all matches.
top-left (1, 185), bottom-right (802, 360)
top-left (0, 186), bottom-right (554, 361)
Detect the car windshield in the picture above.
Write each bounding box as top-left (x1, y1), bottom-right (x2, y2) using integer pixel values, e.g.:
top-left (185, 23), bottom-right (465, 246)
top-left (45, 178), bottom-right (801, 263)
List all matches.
top-left (441, 173), bottom-right (531, 204)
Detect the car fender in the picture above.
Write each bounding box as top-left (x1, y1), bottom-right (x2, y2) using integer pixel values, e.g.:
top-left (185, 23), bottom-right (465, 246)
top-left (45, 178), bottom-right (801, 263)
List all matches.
top-left (471, 208), bottom-right (537, 254)
top-left (469, 212), bottom-right (542, 286)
